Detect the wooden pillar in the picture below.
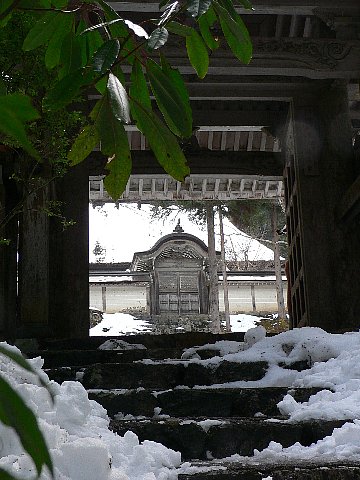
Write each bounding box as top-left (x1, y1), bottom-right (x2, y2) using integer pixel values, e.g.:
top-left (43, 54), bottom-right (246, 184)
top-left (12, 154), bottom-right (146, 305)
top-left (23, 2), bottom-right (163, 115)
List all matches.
top-left (292, 81), bottom-right (359, 331)
top-left (17, 185), bottom-right (51, 337)
top-left (16, 161), bottom-right (89, 338)
top-left (0, 159), bottom-right (19, 339)
top-left (49, 161), bottom-right (89, 338)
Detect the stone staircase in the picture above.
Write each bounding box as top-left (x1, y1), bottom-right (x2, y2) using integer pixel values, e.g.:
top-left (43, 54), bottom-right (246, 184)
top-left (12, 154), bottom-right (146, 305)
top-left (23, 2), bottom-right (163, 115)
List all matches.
top-left (31, 332), bottom-right (360, 479)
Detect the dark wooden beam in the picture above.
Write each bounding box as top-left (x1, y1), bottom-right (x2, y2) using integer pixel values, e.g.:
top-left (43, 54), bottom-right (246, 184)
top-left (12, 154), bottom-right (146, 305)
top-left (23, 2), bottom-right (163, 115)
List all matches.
top-left (109, 0), bottom-right (360, 15)
top-left (337, 174), bottom-right (360, 221)
top-left (89, 150), bottom-right (284, 177)
top-left (158, 38), bottom-right (360, 80)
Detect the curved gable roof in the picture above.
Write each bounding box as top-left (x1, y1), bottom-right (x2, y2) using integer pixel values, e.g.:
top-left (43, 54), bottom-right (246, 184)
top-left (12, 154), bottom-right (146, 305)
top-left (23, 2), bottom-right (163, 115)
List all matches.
top-left (131, 231), bottom-right (220, 272)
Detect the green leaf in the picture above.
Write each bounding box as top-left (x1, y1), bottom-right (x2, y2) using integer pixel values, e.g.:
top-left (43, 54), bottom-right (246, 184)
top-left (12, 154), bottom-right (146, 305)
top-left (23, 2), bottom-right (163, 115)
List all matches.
top-left (51, 0), bottom-right (68, 6)
top-left (68, 125), bottom-right (99, 166)
top-left (214, 0), bottom-right (252, 64)
top-left (239, 0), bottom-right (253, 10)
top-left (147, 27), bottom-right (169, 50)
top-left (0, 466), bottom-right (23, 480)
top-left (18, 0), bottom-right (51, 6)
top-left (187, 0), bottom-right (212, 18)
top-left (95, 95), bottom-right (132, 200)
top-left (0, 77), bottom-right (7, 95)
top-left (167, 21), bottom-right (193, 37)
top-left (86, 29), bottom-right (104, 61)
top-left (23, 11), bottom-right (61, 51)
top-left (146, 59), bottom-right (192, 138)
top-left (76, 19), bottom-right (90, 67)
top-left (59, 31), bottom-right (83, 79)
top-left (160, 54), bottom-right (192, 131)
top-left (96, 1), bottom-right (126, 38)
top-left (124, 19), bottom-right (148, 38)
top-left (103, 150), bottom-right (132, 201)
top-left (93, 38), bottom-right (120, 74)
top-left (107, 73), bottom-right (131, 124)
top-left (0, 94), bottom-right (40, 159)
top-left (131, 101), bottom-right (189, 181)
top-left (0, 94), bottom-right (38, 122)
top-left (97, 1), bottom-right (136, 64)
top-left (0, 375), bottom-right (53, 476)
top-left (130, 59), bottom-right (151, 111)
top-left (43, 69), bottom-right (86, 111)
top-left (186, 29), bottom-right (209, 78)
top-left (158, 1), bottom-right (179, 26)
top-left (0, 345), bottom-right (44, 386)
top-left (0, 0), bottom-right (13, 15)
top-left (45, 12), bottom-right (73, 69)
top-left (198, 6), bottom-right (220, 50)
top-left (95, 76), bottom-right (108, 95)
top-left (81, 18), bottom-right (124, 34)
top-left (0, 345), bottom-right (53, 397)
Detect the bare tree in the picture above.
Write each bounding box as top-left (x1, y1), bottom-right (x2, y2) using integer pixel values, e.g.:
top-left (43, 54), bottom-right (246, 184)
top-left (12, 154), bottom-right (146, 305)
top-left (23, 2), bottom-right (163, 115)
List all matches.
top-left (271, 204), bottom-right (286, 320)
top-left (206, 204), bottom-right (220, 333)
top-left (218, 207), bottom-right (231, 331)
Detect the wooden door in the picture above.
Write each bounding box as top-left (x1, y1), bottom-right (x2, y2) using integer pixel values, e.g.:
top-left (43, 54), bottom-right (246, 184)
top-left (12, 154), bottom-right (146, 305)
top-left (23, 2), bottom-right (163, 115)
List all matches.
top-left (158, 272), bottom-right (200, 314)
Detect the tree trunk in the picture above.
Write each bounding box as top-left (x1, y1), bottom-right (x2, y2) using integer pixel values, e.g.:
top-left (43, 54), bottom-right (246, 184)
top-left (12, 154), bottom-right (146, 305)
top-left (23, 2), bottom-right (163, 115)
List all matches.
top-left (218, 207), bottom-right (231, 332)
top-left (272, 204), bottom-right (286, 320)
top-left (206, 204), bottom-right (220, 333)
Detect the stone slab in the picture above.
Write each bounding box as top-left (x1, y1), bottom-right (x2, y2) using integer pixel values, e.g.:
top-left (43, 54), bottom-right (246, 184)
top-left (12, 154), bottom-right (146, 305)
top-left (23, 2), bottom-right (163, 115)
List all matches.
top-left (88, 387), bottom-right (323, 418)
top-left (81, 361), bottom-right (268, 390)
top-left (110, 417), bottom-right (346, 460)
top-left (178, 462), bottom-right (360, 479)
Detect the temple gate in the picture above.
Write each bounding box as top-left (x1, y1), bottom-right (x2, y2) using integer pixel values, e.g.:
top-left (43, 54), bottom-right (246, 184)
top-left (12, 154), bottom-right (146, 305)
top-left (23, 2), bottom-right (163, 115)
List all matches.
top-left (1, 0), bottom-right (359, 338)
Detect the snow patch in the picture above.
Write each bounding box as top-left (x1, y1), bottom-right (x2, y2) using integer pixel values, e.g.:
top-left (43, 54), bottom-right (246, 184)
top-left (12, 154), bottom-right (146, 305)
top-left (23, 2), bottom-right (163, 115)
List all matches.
top-left (0, 343), bottom-right (181, 480)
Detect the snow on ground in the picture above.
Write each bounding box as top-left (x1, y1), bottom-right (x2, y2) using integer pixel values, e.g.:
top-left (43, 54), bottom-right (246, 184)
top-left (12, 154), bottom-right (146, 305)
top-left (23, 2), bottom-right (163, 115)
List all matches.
top-left (230, 313), bottom-right (259, 332)
top-left (90, 312), bottom-right (261, 336)
top-left (0, 343), bottom-right (180, 480)
top-left (179, 326), bottom-right (360, 465)
top-left (90, 313), bottom-right (151, 336)
top-left (3, 326), bottom-right (360, 477)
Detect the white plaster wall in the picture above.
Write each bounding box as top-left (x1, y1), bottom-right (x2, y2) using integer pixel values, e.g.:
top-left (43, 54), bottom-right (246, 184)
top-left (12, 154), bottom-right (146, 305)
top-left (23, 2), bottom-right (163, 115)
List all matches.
top-left (90, 284), bottom-right (147, 313)
top-left (89, 286), bottom-right (103, 310)
top-left (219, 282), bottom-right (288, 313)
top-left (90, 282), bottom-right (287, 314)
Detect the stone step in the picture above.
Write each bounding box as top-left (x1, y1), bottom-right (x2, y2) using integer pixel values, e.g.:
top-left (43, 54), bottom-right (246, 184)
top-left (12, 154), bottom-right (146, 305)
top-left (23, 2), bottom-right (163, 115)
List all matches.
top-left (177, 462), bottom-right (360, 479)
top-left (110, 417), bottom-right (346, 460)
top-left (81, 360), bottom-right (268, 390)
top-left (88, 387), bottom-right (322, 418)
top-left (36, 331), bottom-right (246, 352)
top-left (33, 347), bottom-right (185, 369)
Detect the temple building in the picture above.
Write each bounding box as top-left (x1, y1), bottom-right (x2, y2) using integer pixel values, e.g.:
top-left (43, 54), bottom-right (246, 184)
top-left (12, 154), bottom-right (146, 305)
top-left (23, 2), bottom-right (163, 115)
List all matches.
top-left (89, 222), bottom-right (287, 319)
top-left (131, 220), bottom-right (217, 317)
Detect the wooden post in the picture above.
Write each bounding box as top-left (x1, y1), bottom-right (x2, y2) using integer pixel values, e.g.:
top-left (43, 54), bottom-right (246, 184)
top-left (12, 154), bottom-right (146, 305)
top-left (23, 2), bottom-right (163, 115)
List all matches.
top-left (206, 204), bottom-right (220, 333)
top-left (18, 185), bottom-right (51, 336)
top-left (102, 286), bottom-right (107, 312)
top-left (271, 203), bottom-right (286, 320)
top-left (218, 207), bottom-right (231, 332)
top-left (49, 161), bottom-right (90, 338)
top-left (251, 284), bottom-right (256, 312)
top-left (0, 159), bottom-right (20, 339)
top-left (289, 81), bottom-right (359, 331)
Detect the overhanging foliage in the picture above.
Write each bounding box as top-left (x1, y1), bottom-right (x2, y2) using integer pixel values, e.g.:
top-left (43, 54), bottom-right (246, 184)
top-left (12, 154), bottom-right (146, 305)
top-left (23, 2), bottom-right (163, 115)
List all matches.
top-left (0, 0), bottom-right (253, 200)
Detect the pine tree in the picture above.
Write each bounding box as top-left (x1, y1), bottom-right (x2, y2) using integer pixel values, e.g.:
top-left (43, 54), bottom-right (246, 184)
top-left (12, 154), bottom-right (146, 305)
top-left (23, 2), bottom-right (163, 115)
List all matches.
top-left (93, 241), bottom-right (106, 263)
